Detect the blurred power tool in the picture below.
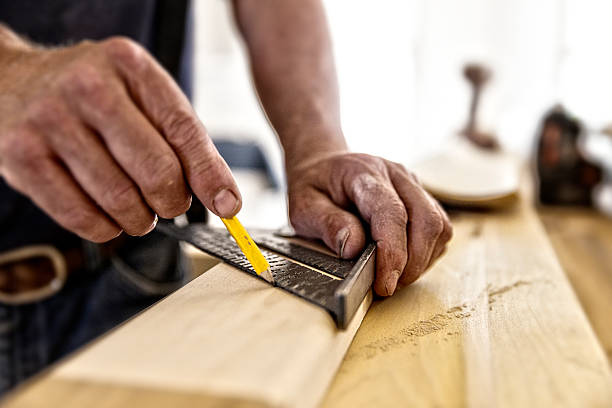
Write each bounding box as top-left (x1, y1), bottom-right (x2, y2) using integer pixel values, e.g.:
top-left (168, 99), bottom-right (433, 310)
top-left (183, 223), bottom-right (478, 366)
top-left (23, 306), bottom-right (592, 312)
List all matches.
top-left (535, 105), bottom-right (603, 206)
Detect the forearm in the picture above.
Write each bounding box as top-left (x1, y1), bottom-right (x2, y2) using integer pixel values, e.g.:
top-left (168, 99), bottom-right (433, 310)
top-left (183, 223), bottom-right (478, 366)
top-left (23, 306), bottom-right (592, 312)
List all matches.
top-left (232, 0), bottom-right (347, 171)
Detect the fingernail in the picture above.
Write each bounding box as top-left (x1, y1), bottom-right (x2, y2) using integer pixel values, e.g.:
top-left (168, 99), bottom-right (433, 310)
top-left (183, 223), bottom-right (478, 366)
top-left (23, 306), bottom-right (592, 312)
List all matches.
top-left (213, 189), bottom-right (239, 217)
top-left (142, 214), bottom-right (158, 235)
top-left (337, 228), bottom-right (350, 258)
top-left (385, 270), bottom-right (401, 296)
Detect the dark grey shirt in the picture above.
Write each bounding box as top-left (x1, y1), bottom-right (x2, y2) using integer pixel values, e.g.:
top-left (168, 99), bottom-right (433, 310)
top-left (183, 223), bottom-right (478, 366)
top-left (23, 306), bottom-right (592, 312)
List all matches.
top-left (0, 0), bottom-right (192, 251)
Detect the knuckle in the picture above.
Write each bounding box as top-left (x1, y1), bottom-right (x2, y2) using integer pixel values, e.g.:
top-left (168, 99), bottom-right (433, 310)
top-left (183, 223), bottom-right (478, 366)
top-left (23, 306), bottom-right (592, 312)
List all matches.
top-left (356, 154), bottom-right (387, 173)
top-left (350, 172), bottom-right (380, 197)
top-left (103, 36), bottom-right (147, 70)
top-left (62, 205), bottom-right (98, 235)
top-left (423, 211), bottom-right (445, 239)
top-left (373, 201), bottom-right (408, 231)
top-left (162, 109), bottom-right (203, 150)
top-left (61, 65), bottom-right (119, 116)
top-left (321, 211), bottom-right (339, 231)
top-left (389, 200), bottom-right (409, 225)
top-left (6, 129), bottom-right (45, 168)
top-left (61, 63), bottom-right (104, 98)
top-left (63, 206), bottom-right (120, 243)
top-left (375, 188), bottom-right (408, 221)
top-left (103, 180), bottom-right (139, 213)
top-left (389, 160), bottom-right (419, 185)
top-left (411, 173), bottom-right (423, 186)
top-left (23, 155), bottom-right (49, 179)
top-left (441, 221), bottom-right (453, 243)
top-left (390, 160), bottom-right (414, 179)
top-left (26, 97), bottom-right (67, 128)
top-left (139, 153), bottom-right (182, 195)
top-left (391, 160), bottom-right (408, 172)
top-left (190, 154), bottom-right (220, 182)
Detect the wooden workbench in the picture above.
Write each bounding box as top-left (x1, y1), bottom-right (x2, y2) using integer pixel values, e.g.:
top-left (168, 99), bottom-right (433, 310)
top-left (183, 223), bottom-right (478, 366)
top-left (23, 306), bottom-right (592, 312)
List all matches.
top-left (320, 199), bottom-right (612, 407)
top-left (538, 207), bottom-right (612, 365)
top-left (3, 196), bottom-right (612, 407)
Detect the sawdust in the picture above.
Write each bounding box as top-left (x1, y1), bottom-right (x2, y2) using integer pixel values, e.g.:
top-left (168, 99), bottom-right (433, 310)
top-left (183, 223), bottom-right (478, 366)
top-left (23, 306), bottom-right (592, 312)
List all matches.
top-left (487, 280), bottom-right (533, 305)
top-left (345, 303), bottom-right (474, 361)
top-left (346, 280), bottom-right (542, 362)
top-left (399, 313), bottom-right (452, 338)
top-left (349, 313), bottom-right (452, 360)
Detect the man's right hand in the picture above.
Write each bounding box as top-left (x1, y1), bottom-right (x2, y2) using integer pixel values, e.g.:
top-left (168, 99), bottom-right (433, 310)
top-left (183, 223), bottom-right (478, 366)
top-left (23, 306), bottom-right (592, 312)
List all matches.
top-left (0, 26), bottom-right (241, 242)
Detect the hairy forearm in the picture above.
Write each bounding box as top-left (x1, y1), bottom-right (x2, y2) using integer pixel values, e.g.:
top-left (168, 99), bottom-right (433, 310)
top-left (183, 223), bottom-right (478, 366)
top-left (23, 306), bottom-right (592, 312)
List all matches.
top-left (232, 0), bottom-right (347, 170)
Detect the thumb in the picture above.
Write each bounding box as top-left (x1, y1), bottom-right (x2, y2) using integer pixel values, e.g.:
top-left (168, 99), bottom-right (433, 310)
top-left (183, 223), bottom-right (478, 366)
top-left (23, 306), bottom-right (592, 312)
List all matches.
top-left (289, 188), bottom-right (366, 258)
top-left (106, 39), bottom-right (241, 218)
top-left (189, 142), bottom-right (242, 218)
top-left (160, 115), bottom-right (241, 218)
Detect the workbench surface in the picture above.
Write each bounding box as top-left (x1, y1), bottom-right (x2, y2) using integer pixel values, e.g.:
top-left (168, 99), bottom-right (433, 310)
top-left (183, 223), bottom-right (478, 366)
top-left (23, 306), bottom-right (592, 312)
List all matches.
top-left (321, 201), bottom-right (612, 407)
top-left (3, 197), bottom-right (612, 407)
top-left (538, 207), bottom-right (612, 365)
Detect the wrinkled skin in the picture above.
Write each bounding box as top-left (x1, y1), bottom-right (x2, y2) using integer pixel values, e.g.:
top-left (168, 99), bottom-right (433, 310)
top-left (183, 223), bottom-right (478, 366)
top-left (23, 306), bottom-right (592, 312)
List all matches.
top-left (0, 33), bottom-right (241, 242)
top-left (288, 152), bottom-right (452, 296)
top-left (0, 0), bottom-right (452, 298)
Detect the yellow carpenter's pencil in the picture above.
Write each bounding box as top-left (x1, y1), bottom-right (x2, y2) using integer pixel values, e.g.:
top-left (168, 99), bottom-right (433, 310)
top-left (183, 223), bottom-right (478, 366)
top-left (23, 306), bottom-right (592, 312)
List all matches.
top-left (221, 216), bottom-right (274, 283)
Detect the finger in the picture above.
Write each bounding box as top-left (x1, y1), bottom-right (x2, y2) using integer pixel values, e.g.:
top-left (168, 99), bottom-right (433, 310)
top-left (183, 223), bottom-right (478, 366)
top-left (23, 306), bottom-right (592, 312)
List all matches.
top-left (103, 38), bottom-right (241, 218)
top-left (426, 201), bottom-right (453, 270)
top-left (3, 150), bottom-right (121, 243)
top-left (389, 165), bottom-right (445, 285)
top-left (289, 187), bottom-right (366, 258)
top-left (31, 103), bottom-right (156, 236)
top-left (428, 243), bottom-right (448, 269)
top-left (345, 173), bottom-right (408, 296)
top-left (64, 72), bottom-right (191, 220)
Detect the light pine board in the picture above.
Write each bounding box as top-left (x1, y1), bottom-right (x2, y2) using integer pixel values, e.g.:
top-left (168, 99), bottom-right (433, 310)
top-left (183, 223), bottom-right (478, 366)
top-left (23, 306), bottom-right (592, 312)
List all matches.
top-left (321, 198), bottom-right (612, 407)
top-left (3, 262), bottom-right (372, 408)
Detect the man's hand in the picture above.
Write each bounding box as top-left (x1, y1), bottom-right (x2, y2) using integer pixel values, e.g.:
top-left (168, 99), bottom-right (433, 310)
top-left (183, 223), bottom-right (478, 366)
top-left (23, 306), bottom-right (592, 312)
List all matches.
top-left (287, 152), bottom-right (452, 296)
top-left (0, 27), bottom-right (241, 242)
top-left (232, 0), bottom-right (451, 295)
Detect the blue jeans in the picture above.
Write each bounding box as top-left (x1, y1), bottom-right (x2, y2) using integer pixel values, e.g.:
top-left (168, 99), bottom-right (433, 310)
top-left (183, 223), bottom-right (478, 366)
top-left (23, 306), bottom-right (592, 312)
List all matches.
top-left (0, 230), bottom-right (185, 394)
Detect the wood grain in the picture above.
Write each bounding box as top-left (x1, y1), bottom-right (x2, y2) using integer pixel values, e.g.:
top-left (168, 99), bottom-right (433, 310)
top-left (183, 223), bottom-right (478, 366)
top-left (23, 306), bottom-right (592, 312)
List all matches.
top-left (3, 262), bottom-right (371, 408)
top-left (321, 198), bottom-right (612, 407)
top-left (539, 207), bottom-right (612, 364)
top-left (4, 191), bottom-right (611, 407)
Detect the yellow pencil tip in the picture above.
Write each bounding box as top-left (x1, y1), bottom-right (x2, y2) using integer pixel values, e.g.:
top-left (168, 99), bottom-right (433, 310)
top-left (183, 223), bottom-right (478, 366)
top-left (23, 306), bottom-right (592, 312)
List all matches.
top-left (260, 268), bottom-right (275, 284)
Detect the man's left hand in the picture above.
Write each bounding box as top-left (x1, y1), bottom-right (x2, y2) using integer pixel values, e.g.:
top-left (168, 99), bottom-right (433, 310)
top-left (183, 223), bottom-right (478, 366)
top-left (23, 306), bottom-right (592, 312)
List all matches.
top-left (287, 152), bottom-right (452, 296)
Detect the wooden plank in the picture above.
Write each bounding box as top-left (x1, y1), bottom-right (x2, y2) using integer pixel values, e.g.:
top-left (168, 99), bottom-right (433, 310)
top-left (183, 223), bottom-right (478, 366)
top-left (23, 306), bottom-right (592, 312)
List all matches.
top-left (539, 207), bottom-right (612, 364)
top-left (321, 198), bottom-right (612, 407)
top-left (3, 261), bottom-right (372, 408)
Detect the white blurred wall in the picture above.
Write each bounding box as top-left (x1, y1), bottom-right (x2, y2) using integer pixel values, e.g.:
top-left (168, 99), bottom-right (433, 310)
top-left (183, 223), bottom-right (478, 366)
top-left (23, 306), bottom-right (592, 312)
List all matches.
top-left (192, 0), bottom-right (612, 178)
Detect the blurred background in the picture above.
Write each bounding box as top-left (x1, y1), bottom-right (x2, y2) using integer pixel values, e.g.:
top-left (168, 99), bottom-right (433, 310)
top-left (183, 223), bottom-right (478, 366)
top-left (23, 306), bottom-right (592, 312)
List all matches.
top-left (192, 0), bottom-right (612, 227)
